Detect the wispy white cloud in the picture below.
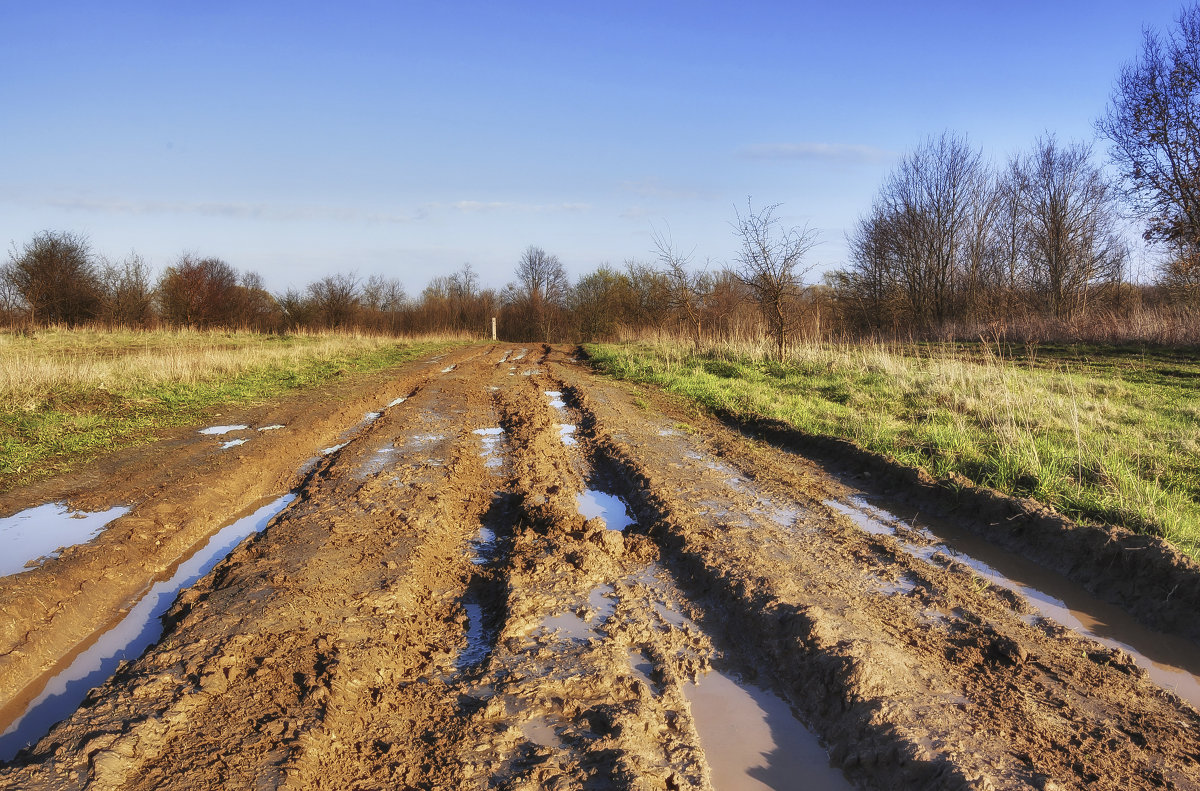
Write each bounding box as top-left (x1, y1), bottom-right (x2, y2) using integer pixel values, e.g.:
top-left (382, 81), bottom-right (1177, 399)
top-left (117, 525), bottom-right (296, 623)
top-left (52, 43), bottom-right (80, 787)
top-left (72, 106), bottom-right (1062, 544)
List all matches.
top-left (37, 196), bottom-right (413, 224)
top-left (740, 142), bottom-right (892, 163)
top-left (13, 194), bottom-right (592, 222)
top-left (436, 200), bottom-right (591, 214)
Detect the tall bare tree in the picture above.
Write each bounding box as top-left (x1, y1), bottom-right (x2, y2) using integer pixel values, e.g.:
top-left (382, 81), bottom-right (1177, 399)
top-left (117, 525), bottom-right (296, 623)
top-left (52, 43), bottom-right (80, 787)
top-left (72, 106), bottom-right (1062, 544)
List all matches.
top-left (1098, 4), bottom-right (1200, 294)
top-left (652, 227), bottom-right (710, 344)
top-left (732, 200), bottom-right (819, 359)
top-left (505, 246), bottom-right (568, 341)
top-left (1014, 137), bottom-right (1128, 318)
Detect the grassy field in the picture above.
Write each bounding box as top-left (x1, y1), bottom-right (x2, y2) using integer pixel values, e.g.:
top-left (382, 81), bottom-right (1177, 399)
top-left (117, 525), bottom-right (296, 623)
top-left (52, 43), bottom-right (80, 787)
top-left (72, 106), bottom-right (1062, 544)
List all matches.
top-left (0, 327), bottom-right (462, 492)
top-left (587, 339), bottom-right (1200, 560)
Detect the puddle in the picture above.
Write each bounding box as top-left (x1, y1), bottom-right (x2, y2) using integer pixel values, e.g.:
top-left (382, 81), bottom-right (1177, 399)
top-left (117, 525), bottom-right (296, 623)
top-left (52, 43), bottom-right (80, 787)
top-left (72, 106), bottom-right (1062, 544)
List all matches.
top-left (458, 601), bottom-right (490, 671)
top-left (441, 365), bottom-right (456, 373)
top-left (628, 649), bottom-right (656, 689)
top-left (521, 369), bottom-right (542, 376)
top-left (684, 668), bottom-right (851, 791)
top-left (539, 611), bottom-right (594, 641)
top-left (257, 424), bottom-right (285, 431)
top-left (472, 427), bottom-right (506, 469)
top-left (0, 503), bottom-right (131, 578)
top-left (0, 494), bottom-right (296, 761)
top-left (321, 442), bottom-right (348, 455)
top-left (220, 438), bottom-right (248, 449)
top-left (557, 424), bottom-right (577, 446)
top-left (411, 434), bottom-right (445, 443)
top-left (576, 489), bottom-right (635, 531)
top-left (829, 495), bottom-right (1200, 708)
top-left (513, 350), bottom-right (528, 361)
top-left (364, 411), bottom-right (382, 421)
top-left (873, 573), bottom-right (919, 596)
top-left (587, 584), bottom-right (616, 623)
top-left (198, 425), bottom-right (247, 436)
top-left (522, 716), bottom-right (556, 747)
top-left (470, 527), bottom-right (497, 565)
top-left (544, 391), bottom-right (566, 410)
top-left (386, 397), bottom-right (407, 407)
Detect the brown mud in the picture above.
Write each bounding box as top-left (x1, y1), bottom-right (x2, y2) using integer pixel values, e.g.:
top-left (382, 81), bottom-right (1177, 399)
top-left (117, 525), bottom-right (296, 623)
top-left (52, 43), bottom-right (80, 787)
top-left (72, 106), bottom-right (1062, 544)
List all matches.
top-left (0, 345), bottom-right (1197, 790)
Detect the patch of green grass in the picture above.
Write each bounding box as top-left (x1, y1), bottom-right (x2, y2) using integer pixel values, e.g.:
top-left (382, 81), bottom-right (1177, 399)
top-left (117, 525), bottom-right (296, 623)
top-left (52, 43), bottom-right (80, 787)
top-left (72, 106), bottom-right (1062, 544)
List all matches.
top-left (0, 328), bottom-right (462, 492)
top-left (586, 339), bottom-right (1200, 561)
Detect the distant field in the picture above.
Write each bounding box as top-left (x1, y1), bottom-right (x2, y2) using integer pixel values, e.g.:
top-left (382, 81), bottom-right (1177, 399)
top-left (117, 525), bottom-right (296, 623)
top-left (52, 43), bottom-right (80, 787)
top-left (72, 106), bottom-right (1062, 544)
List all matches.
top-left (588, 339), bottom-right (1200, 560)
top-left (0, 327), bottom-right (460, 491)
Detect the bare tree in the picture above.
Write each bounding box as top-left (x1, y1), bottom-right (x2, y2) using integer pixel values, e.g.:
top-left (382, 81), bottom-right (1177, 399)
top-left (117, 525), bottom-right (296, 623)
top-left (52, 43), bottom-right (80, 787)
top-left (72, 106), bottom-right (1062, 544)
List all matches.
top-left (306, 272), bottom-right (361, 328)
top-left (505, 246), bottom-right (568, 341)
top-left (1015, 136), bottom-right (1128, 318)
top-left (1098, 4), bottom-right (1200, 292)
top-left (652, 227), bottom-right (710, 345)
top-left (3, 231), bottom-right (101, 325)
top-left (157, 255), bottom-right (240, 327)
top-left (732, 200), bottom-right (820, 359)
top-left (97, 252), bottom-right (155, 327)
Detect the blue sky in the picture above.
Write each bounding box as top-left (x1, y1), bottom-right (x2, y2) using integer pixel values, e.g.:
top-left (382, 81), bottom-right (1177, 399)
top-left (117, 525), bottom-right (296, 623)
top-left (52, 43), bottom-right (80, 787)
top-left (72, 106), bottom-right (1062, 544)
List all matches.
top-left (0, 1), bottom-right (1184, 295)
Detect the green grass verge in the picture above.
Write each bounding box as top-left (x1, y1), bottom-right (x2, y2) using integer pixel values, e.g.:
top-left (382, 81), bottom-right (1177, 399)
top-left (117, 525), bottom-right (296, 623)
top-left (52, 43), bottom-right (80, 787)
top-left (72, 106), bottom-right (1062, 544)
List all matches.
top-left (586, 340), bottom-right (1200, 561)
top-left (0, 331), bottom-right (460, 492)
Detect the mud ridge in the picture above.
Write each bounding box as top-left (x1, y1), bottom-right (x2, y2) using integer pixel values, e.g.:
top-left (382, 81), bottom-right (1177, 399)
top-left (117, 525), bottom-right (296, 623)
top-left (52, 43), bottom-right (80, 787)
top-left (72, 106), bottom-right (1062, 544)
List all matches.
top-left (713, 408), bottom-right (1200, 642)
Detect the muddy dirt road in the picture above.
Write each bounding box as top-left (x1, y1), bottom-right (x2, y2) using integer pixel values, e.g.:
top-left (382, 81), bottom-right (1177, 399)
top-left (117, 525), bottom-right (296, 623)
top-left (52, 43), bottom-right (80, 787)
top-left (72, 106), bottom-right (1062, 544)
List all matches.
top-left (0, 345), bottom-right (1198, 790)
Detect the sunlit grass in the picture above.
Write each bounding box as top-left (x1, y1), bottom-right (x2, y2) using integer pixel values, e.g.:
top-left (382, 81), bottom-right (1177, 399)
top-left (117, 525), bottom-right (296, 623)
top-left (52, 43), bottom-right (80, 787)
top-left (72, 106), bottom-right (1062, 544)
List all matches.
top-left (587, 338), bottom-right (1200, 561)
top-left (0, 327), bottom-right (466, 491)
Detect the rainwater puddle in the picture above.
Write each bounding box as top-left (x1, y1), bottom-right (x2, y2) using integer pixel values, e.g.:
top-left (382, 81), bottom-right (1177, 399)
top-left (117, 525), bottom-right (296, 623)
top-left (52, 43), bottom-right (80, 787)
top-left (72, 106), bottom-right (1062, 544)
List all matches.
top-left (576, 490), bottom-right (635, 531)
top-left (258, 424), bottom-right (285, 432)
top-left (470, 527), bottom-right (497, 564)
top-left (321, 442), bottom-right (348, 456)
top-left (684, 669), bottom-right (850, 791)
top-left (364, 411), bottom-right (382, 421)
top-left (411, 434), bottom-right (446, 444)
top-left (628, 649), bottom-right (656, 688)
top-left (521, 369), bottom-right (542, 376)
top-left (539, 611), bottom-right (594, 641)
top-left (874, 573), bottom-right (919, 596)
top-left (386, 397), bottom-right (407, 407)
top-left (522, 717), bottom-right (557, 747)
top-left (829, 496), bottom-right (1200, 708)
top-left (587, 584), bottom-right (616, 623)
top-left (472, 427), bottom-right (505, 469)
top-left (0, 494), bottom-right (296, 761)
top-left (220, 438), bottom-right (248, 450)
top-left (544, 391), bottom-right (566, 410)
top-left (458, 602), bottom-right (489, 670)
top-left (198, 424), bottom-right (247, 436)
top-left (513, 349), bottom-right (528, 361)
top-left (0, 504), bottom-right (131, 578)
top-left (557, 424), bottom-right (577, 446)
top-left (441, 365), bottom-right (456, 373)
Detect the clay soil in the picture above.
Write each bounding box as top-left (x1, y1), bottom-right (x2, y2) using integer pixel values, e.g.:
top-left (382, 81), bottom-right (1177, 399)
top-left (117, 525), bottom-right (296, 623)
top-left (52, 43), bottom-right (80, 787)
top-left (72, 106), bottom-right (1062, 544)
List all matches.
top-left (0, 345), bottom-right (1197, 790)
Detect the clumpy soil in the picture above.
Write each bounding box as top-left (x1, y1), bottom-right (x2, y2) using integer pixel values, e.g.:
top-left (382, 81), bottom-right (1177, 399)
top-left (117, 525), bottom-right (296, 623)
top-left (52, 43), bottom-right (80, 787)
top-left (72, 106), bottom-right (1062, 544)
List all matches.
top-left (0, 345), bottom-right (1197, 790)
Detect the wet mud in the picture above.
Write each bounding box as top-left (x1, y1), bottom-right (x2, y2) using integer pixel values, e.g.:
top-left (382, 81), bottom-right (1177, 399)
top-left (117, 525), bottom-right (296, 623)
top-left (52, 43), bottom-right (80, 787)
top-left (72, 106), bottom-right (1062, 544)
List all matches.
top-left (0, 345), bottom-right (1197, 790)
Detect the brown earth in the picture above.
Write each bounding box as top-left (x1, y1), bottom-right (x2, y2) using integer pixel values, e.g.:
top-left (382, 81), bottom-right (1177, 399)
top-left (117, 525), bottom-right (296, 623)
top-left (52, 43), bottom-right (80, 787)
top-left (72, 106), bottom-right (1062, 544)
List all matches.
top-left (0, 344), bottom-right (1197, 790)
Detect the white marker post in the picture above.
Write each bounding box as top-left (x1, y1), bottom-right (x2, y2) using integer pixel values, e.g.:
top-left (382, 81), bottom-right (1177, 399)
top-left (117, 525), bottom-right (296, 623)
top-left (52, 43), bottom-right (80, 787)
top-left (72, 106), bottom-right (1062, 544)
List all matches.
top-left (491, 316), bottom-right (497, 341)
